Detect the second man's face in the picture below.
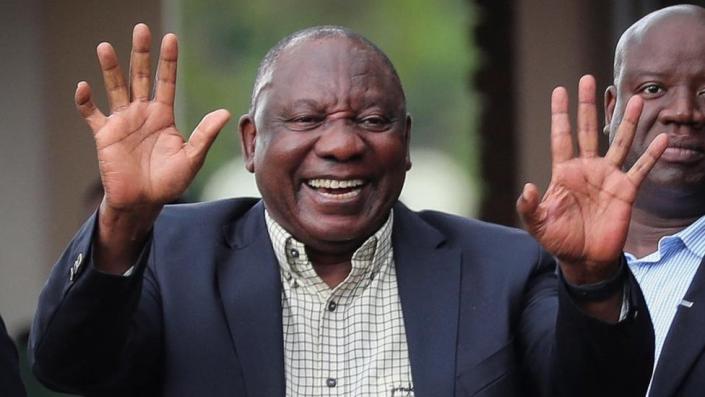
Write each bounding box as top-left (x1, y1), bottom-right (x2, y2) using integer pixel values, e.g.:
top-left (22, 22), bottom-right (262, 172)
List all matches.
top-left (608, 16), bottom-right (705, 193)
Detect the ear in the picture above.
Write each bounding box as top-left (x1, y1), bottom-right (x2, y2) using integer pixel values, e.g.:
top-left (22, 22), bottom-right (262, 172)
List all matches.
top-left (404, 114), bottom-right (412, 171)
top-left (604, 85), bottom-right (617, 136)
top-left (239, 114), bottom-right (257, 173)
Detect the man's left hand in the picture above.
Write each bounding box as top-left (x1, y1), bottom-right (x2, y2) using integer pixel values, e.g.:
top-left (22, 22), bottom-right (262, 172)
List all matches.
top-left (516, 75), bottom-right (667, 285)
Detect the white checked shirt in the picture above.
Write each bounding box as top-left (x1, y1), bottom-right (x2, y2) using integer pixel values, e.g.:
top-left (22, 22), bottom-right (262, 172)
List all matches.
top-left (626, 215), bottom-right (705, 372)
top-left (265, 211), bottom-right (414, 397)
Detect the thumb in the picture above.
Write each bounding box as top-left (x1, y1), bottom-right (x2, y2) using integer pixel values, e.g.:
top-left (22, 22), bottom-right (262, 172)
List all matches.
top-left (186, 109), bottom-right (231, 165)
top-left (516, 183), bottom-right (544, 236)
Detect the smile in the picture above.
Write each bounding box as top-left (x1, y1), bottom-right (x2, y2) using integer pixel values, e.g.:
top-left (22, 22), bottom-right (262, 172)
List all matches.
top-left (306, 178), bottom-right (366, 199)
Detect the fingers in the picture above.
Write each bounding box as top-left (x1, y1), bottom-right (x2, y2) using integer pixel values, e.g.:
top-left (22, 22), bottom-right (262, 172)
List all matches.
top-left (577, 75), bottom-right (599, 157)
top-left (516, 183), bottom-right (544, 235)
top-left (97, 42), bottom-right (130, 111)
top-left (129, 23), bottom-right (152, 101)
top-left (551, 87), bottom-right (574, 165)
top-left (75, 81), bottom-right (107, 132)
top-left (185, 109), bottom-right (232, 165)
top-left (155, 33), bottom-right (178, 106)
top-left (626, 133), bottom-right (668, 186)
top-left (605, 95), bottom-right (643, 166)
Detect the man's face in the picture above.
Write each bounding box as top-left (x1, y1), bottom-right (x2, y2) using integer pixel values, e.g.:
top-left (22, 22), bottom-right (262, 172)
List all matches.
top-left (241, 37), bottom-right (411, 254)
top-left (606, 16), bottom-right (705, 192)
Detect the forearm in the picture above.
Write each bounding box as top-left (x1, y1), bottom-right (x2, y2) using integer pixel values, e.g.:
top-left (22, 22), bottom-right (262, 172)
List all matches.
top-left (552, 269), bottom-right (654, 397)
top-left (30, 214), bottom-right (159, 393)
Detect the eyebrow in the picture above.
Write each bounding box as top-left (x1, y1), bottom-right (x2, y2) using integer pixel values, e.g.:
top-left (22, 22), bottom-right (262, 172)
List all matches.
top-left (284, 99), bottom-right (322, 111)
top-left (620, 68), bottom-right (674, 83)
top-left (622, 68), bottom-right (672, 77)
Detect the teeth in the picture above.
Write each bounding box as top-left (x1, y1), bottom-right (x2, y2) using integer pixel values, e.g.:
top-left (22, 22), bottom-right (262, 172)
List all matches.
top-left (318, 190), bottom-right (361, 200)
top-left (307, 179), bottom-right (365, 189)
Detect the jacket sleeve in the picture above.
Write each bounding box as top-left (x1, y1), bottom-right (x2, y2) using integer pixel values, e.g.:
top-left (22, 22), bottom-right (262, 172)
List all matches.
top-left (551, 265), bottom-right (654, 397)
top-left (0, 315), bottom-right (26, 397)
top-left (518, 247), bottom-right (654, 397)
top-left (29, 213), bottom-right (163, 396)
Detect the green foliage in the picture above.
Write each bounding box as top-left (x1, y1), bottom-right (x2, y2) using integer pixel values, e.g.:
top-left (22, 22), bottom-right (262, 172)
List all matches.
top-left (179, 0), bottom-right (480, 197)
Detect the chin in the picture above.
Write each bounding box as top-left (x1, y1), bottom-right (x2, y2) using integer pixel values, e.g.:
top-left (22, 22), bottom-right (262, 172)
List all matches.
top-left (311, 218), bottom-right (374, 241)
top-left (295, 213), bottom-right (386, 251)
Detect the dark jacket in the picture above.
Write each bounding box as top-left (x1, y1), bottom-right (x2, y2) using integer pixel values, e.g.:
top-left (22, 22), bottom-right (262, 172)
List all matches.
top-left (30, 198), bottom-right (653, 396)
top-left (1, 315), bottom-right (26, 397)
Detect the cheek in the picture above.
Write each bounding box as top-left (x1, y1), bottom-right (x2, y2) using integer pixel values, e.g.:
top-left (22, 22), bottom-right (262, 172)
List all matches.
top-left (631, 110), bottom-right (661, 154)
top-left (370, 133), bottom-right (409, 164)
top-left (369, 135), bottom-right (409, 196)
top-left (254, 135), bottom-right (313, 207)
top-left (255, 133), bottom-right (314, 173)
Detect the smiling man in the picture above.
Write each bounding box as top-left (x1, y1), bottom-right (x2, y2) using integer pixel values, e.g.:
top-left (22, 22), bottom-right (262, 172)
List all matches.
top-left (30, 24), bottom-right (663, 396)
top-left (604, 5), bottom-right (705, 396)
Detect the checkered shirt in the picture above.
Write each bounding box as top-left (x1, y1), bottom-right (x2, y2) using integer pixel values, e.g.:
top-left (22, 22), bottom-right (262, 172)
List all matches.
top-left (265, 210), bottom-right (414, 396)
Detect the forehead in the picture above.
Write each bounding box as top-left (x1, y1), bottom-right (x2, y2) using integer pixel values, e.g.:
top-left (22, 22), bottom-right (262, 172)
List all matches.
top-left (620, 16), bottom-right (705, 79)
top-left (264, 37), bottom-right (403, 108)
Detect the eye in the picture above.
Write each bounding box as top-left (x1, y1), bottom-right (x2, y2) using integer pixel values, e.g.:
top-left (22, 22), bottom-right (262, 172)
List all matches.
top-left (358, 115), bottom-right (392, 132)
top-left (639, 83), bottom-right (664, 97)
top-left (285, 114), bottom-right (324, 131)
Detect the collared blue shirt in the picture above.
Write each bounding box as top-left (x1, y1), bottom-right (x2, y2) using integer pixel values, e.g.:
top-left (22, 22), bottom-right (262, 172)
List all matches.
top-left (626, 215), bottom-right (705, 367)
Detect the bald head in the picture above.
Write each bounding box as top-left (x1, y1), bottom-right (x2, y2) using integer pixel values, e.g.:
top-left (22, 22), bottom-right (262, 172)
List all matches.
top-left (613, 5), bottom-right (705, 84)
top-left (604, 4), bottom-right (705, 217)
top-left (249, 26), bottom-right (405, 115)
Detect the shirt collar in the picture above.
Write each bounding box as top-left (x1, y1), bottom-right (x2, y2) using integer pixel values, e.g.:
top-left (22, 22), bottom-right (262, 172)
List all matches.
top-left (627, 214), bottom-right (705, 262)
top-left (264, 210), bottom-right (394, 289)
top-left (677, 214), bottom-right (705, 259)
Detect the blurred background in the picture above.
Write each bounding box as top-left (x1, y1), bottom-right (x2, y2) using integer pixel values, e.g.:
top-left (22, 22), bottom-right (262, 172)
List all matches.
top-left (0, 0), bottom-right (703, 394)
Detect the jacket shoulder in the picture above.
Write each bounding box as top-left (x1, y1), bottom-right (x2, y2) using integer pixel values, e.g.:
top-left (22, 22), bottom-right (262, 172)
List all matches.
top-left (414, 209), bottom-right (539, 251)
top-left (151, 197), bottom-right (261, 244)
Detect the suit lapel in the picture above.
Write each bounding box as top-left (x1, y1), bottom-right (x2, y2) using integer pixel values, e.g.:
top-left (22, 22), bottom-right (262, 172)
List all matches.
top-left (216, 201), bottom-right (285, 397)
top-left (393, 204), bottom-right (461, 397)
top-left (650, 256), bottom-right (705, 397)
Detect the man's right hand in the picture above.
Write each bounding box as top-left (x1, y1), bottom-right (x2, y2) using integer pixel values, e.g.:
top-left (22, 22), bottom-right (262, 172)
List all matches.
top-left (76, 23), bottom-right (231, 274)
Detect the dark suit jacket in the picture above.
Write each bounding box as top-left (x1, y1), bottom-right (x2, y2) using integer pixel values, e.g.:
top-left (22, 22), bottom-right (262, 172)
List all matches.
top-left (0, 315), bottom-right (26, 397)
top-left (30, 198), bottom-right (653, 396)
top-left (648, 256), bottom-right (705, 397)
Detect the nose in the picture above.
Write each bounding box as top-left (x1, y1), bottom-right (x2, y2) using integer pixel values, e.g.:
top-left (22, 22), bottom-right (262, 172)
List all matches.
top-left (660, 89), bottom-right (705, 126)
top-left (314, 119), bottom-right (366, 162)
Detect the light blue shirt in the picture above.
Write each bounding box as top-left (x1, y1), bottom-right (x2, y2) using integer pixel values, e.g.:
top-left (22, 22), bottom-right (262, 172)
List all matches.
top-left (626, 215), bottom-right (705, 367)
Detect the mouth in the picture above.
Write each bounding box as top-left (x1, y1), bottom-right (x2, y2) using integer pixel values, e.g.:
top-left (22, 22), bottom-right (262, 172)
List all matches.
top-left (305, 178), bottom-right (367, 200)
top-left (660, 141), bottom-right (705, 164)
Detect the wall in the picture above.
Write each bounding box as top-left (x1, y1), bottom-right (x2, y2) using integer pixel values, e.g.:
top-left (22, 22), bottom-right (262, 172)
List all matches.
top-left (0, 0), bottom-right (162, 337)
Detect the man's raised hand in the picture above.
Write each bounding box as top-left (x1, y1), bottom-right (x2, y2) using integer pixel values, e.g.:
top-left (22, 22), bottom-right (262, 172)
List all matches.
top-left (76, 23), bottom-right (230, 213)
top-left (77, 23), bottom-right (230, 273)
top-left (516, 75), bottom-right (667, 284)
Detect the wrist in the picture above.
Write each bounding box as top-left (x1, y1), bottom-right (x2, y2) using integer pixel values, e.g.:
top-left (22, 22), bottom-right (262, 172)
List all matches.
top-left (95, 201), bottom-right (161, 274)
top-left (560, 257), bottom-right (627, 301)
top-left (559, 257), bottom-right (623, 285)
top-left (99, 200), bottom-right (162, 237)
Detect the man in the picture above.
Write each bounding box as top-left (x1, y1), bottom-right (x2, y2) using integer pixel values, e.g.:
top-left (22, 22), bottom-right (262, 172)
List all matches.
top-left (30, 24), bottom-right (664, 396)
top-left (604, 5), bottom-right (705, 396)
top-left (0, 315), bottom-right (26, 397)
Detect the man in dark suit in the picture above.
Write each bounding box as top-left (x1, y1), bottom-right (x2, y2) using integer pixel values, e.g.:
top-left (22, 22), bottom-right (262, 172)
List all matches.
top-left (30, 23), bottom-right (665, 396)
top-left (0, 315), bottom-right (26, 397)
top-left (604, 5), bottom-right (705, 396)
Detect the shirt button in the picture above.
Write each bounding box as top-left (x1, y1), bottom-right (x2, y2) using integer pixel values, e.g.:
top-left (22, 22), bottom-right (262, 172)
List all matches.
top-left (289, 248), bottom-right (299, 258)
top-left (328, 301), bottom-right (337, 312)
top-left (326, 378), bottom-right (337, 387)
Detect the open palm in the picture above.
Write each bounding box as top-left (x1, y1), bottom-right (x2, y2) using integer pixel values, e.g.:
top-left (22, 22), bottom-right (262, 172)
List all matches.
top-left (517, 76), bottom-right (667, 281)
top-left (76, 24), bottom-right (230, 211)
